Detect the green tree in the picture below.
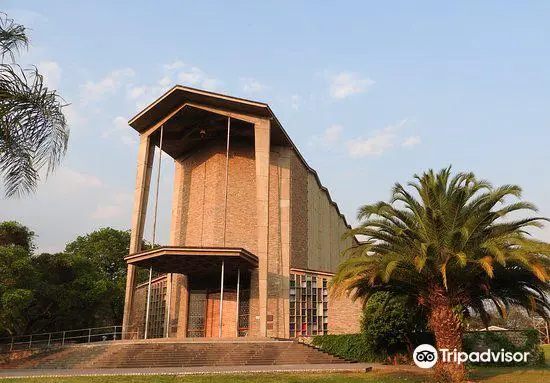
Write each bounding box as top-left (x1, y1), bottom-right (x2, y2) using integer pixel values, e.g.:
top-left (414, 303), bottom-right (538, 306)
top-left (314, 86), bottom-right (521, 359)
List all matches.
top-left (0, 220), bottom-right (35, 251)
top-left (361, 292), bottom-right (428, 362)
top-left (0, 223), bottom-right (133, 336)
top-left (0, 13), bottom-right (69, 197)
top-left (63, 228), bottom-right (131, 325)
top-left (332, 168), bottom-right (550, 382)
top-left (0, 245), bottom-right (36, 335)
top-left (28, 251), bottom-right (113, 332)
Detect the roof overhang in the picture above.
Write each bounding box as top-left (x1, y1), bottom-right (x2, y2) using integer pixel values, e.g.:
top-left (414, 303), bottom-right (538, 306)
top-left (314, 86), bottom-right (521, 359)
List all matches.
top-left (127, 85), bottom-right (354, 233)
top-left (124, 246), bottom-right (258, 276)
top-left (129, 85), bottom-right (275, 132)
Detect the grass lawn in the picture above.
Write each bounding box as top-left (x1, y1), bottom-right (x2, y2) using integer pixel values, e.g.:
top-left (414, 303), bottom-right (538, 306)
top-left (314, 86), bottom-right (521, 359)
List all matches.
top-left (0, 371), bottom-right (426, 383)
top-left (1, 367), bottom-right (548, 383)
top-left (544, 344), bottom-right (550, 364)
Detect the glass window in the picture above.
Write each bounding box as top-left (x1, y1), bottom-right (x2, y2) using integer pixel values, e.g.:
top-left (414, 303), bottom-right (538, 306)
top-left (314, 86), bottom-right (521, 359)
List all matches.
top-left (289, 272), bottom-right (329, 337)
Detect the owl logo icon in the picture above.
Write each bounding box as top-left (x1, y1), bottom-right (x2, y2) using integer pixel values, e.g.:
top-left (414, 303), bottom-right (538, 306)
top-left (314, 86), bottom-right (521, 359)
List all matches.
top-left (413, 344), bottom-right (438, 368)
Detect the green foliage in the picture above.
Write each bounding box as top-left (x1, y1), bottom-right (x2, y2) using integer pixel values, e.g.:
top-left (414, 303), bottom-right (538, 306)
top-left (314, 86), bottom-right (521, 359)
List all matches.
top-left (63, 228), bottom-right (132, 325)
top-left (463, 329), bottom-right (545, 366)
top-left (0, 13), bottom-right (69, 197)
top-left (311, 334), bottom-right (376, 362)
top-left (0, 220), bottom-right (35, 251)
top-left (361, 292), bottom-right (428, 359)
top-left (0, 244), bottom-right (37, 335)
top-left (0, 223), bottom-right (132, 337)
top-left (332, 167), bottom-right (550, 340)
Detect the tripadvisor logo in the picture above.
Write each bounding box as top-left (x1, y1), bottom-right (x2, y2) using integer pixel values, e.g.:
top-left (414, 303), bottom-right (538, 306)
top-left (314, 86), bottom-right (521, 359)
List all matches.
top-left (413, 344), bottom-right (438, 368)
top-left (413, 344), bottom-right (530, 368)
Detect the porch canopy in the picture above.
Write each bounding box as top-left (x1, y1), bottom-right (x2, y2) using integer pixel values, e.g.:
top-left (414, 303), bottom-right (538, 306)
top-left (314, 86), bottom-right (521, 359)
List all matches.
top-left (124, 246), bottom-right (258, 278)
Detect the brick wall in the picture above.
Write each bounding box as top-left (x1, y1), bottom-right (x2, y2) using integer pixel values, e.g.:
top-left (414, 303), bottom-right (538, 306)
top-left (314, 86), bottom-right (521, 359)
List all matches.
top-left (177, 141), bottom-right (257, 253)
top-left (326, 290), bottom-right (363, 334)
top-left (289, 150), bottom-right (308, 269)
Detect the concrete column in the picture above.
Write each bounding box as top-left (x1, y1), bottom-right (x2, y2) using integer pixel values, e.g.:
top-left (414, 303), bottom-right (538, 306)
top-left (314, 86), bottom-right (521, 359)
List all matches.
top-left (122, 134), bottom-right (155, 336)
top-left (278, 148), bottom-right (291, 338)
top-left (169, 159), bottom-right (185, 245)
top-left (166, 159), bottom-right (185, 337)
top-left (254, 119), bottom-right (270, 337)
top-left (175, 275), bottom-right (189, 338)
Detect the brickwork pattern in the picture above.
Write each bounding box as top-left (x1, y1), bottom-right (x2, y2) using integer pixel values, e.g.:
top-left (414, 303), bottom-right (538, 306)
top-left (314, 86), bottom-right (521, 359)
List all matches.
top-left (326, 288), bottom-right (363, 334)
top-left (289, 150), bottom-right (308, 269)
top-left (177, 142), bottom-right (257, 252)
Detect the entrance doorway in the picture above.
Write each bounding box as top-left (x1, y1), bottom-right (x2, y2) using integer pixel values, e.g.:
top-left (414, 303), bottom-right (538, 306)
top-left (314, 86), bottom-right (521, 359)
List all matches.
top-left (187, 289), bottom-right (250, 338)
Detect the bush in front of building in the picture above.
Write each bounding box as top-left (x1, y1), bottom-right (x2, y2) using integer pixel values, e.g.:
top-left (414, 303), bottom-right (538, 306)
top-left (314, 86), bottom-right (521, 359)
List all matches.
top-left (312, 292), bottom-right (429, 363)
top-left (463, 329), bottom-right (545, 366)
top-left (361, 292), bottom-right (429, 363)
top-left (311, 333), bottom-right (376, 362)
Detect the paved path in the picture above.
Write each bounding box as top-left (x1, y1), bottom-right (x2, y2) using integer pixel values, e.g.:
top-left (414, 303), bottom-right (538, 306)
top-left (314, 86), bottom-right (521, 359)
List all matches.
top-left (0, 364), bottom-right (374, 379)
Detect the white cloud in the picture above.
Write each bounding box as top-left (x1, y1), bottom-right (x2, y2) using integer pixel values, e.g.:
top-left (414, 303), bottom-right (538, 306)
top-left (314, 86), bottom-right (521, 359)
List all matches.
top-left (346, 119), bottom-right (411, 157)
top-left (91, 205), bottom-right (123, 220)
top-left (201, 77), bottom-right (222, 91)
top-left (53, 167), bottom-right (103, 189)
top-left (38, 61), bottom-right (61, 89)
top-left (120, 134), bottom-right (137, 146)
top-left (63, 104), bottom-right (87, 129)
top-left (323, 125), bottom-right (343, 143)
top-left (311, 125), bottom-right (343, 147)
top-left (122, 61), bottom-right (221, 112)
top-left (158, 76), bottom-right (171, 87)
top-left (240, 77), bottom-right (267, 93)
top-left (290, 94), bottom-right (301, 110)
top-left (177, 66), bottom-right (222, 91)
top-left (163, 60), bottom-right (185, 70)
top-left (127, 86), bottom-right (146, 100)
top-left (81, 68), bottom-right (135, 103)
top-left (92, 192), bottom-right (133, 220)
top-left (402, 136), bottom-right (421, 148)
top-left (101, 116), bottom-right (136, 146)
top-left (330, 72), bottom-right (374, 99)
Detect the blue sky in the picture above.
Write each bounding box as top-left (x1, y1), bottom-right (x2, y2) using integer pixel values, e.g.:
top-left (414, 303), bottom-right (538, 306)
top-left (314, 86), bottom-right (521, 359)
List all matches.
top-left (3, 1), bottom-right (550, 252)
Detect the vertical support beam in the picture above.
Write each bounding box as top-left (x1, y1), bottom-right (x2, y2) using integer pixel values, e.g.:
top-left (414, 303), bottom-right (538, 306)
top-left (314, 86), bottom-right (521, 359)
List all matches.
top-left (218, 260), bottom-right (225, 338)
top-left (169, 160), bottom-right (185, 245)
top-left (167, 159), bottom-right (185, 338)
top-left (223, 117), bottom-right (231, 246)
top-left (254, 119), bottom-right (270, 337)
top-left (164, 273), bottom-right (172, 338)
top-left (236, 268), bottom-right (240, 337)
top-left (176, 275), bottom-right (190, 338)
top-left (122, 134), bottom-right (155, 336)
top-left (145, 125), bottom-right (163, 340)
top-left (278, 147), bottom-right (291, 338)
top-left (144, 266), bottom-right (153, 339)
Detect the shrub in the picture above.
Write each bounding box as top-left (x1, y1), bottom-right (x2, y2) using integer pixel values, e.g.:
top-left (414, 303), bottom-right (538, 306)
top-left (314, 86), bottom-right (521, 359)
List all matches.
top-left (361, 292), bottom-right (428, 360)
top-left (463, 329), bottom-right (544, 366)
top-left (311, 334), bottom-right (376, 362)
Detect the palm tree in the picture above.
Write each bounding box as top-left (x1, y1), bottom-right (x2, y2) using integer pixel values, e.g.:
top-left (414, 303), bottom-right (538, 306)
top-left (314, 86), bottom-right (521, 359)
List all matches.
top-left (0, 13), bottom-right (68, 197)
top-left (332, 168), bottom-right (550, 382)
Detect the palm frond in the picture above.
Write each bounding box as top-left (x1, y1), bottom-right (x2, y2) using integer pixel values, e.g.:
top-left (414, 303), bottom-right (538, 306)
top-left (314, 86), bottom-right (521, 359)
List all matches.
top-left (0, 13), bottom-right (28, 63)
top-left (332, 167), bottom-right (550, 324)
top-left (0, 64), bottom-right (69, 197)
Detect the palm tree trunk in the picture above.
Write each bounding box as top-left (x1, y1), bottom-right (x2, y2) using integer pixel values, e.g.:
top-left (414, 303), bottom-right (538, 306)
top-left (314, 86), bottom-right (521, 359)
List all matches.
top-left (428, 285), bottom-right (467, 382)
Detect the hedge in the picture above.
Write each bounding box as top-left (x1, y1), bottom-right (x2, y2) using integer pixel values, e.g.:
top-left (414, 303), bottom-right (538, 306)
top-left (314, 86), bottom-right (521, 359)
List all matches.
top-left (463, 329), bottom-right (544, 366)
top-left (311, 334), bottom-right (377, 362)
top-left (313, 329), bottom-right (545, 367)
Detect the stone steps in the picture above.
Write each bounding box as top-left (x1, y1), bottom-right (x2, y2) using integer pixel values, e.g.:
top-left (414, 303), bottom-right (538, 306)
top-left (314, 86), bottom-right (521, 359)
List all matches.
top-left (1, 340), bottom-right (352, 369)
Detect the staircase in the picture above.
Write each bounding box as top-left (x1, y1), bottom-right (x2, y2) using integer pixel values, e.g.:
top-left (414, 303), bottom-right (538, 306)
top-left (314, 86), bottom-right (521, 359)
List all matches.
top-left (1, 340), bottom-right (352, 369)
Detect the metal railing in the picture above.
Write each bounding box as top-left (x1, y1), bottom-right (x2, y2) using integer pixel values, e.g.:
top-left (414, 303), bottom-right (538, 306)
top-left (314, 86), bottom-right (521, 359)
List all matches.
top-left (0, 326), bottom-right (138, 353)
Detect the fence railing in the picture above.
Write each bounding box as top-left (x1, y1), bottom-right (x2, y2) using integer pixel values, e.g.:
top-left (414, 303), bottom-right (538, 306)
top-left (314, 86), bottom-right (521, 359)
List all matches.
top-left (0, 326), bottom-right (137, 353)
